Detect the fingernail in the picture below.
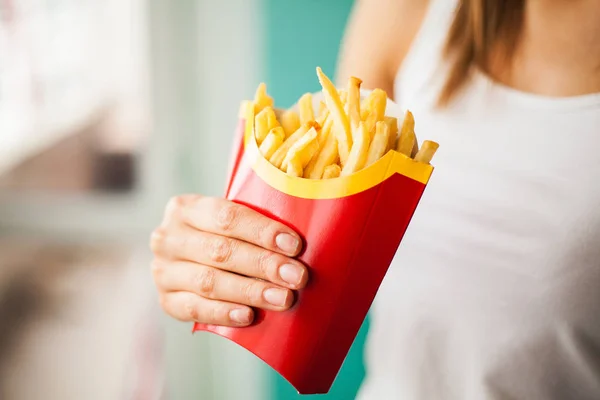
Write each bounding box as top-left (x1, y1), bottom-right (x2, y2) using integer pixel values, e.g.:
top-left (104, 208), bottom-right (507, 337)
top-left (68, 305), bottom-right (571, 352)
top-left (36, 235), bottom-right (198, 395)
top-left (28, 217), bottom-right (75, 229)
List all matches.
top-left (229, 308), bottom-right (252, 325)
top-left (276, 233), bottom-right (300, 254)
top-left (279, 264), bottom-right (304, 287)
top-left (263, 288), bottom-right (289, 307)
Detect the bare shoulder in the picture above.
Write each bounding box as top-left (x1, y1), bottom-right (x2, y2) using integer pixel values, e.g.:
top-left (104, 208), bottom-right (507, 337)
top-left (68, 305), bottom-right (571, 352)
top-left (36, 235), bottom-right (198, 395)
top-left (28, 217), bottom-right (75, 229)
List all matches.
top-left (336, 0), bottom-right (430, 99)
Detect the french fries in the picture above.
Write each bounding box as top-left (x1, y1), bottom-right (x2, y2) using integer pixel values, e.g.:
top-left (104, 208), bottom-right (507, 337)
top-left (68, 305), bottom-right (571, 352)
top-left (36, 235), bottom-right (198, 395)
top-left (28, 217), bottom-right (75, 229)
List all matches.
top-left (282, 127), bottom-right (319, 173)
top-left (287, 156), bottom-right (304, 177)
top-left (323, 164), bottom-right (341, 179)
top-left (346, 77), bottom-right (362, 129)
top-left (316, 118), bottom-right (333, 148)
top-left (396, 110), bottom-right (416, 157)
top-left (364, 89), bottom-right (387, 138)
top-left (270, 122), bottom-right (315, 169)
top-left (341, 122), bottom-right (370, 176)
top-left (259, 126), bottom-right (285, 159)
top-left (365, 121), bottom-right (390, 167)
top-left (254, 106), bottom-right (279, 145)
top-left (254, 83), bottom-right (274, 113)
top-left (248, 70), bottom-right (438, 180)
top-left (280, 110), bottom-right (301, 139)
top-left (384, 116), bottom-right (398, 152)
top-left (414, 140), bottom-right (439, 164)
top-left (298, 93), bottom-right (315, 125)
top-left (304, 123), bottom-right (339, 179)
top-left (316, 67), bottom-right (353, 167)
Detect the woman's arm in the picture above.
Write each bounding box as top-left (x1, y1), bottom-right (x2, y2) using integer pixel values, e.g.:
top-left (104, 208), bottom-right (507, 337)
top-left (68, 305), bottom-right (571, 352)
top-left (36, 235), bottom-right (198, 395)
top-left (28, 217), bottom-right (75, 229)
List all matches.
top-left (336, 0), bottom-right (430, 99)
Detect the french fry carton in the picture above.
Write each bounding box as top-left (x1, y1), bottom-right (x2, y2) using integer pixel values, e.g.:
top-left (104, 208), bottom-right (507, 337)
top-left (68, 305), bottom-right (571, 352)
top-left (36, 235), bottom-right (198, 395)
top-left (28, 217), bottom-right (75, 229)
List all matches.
top-left (194, 91), bottom-right (435, 395)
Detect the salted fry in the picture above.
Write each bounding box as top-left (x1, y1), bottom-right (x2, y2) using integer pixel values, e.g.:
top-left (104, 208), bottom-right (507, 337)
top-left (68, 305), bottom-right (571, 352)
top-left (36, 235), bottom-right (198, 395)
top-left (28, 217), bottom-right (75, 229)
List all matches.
top-left (280, 110), bottom-right (301, 139)
top-left (414, 140), bottom-right (439, 164)
top-left (304, 123), bottom-right (338, 179)
top-left (254, 106), bottom-right (279, 145)
top-left (269, 122), bottom-right (315, 169)
top-left (341, 122), bottom-right (370, 176)
top-left (298, 93), bottom-right (315, 125)
top-left (318, 101), bottom-right (327, 117)
top-left (339, 90), bottom-right (348, 107)
top-left (286, 155), bottom-right (303, 177)
top-left (282, 127), bottom-right (319, 172)
top-left (259, 127), bottom-right (285, 159)
top-left (316, 67), bottom-right (353, 166)
top-left (253, 82), bottom-right (274, 112)
top-left (384, 116), bottom-right (398, 152)
top-left (317, 108), bottom-right (330, 127)
top-left (323, 164), bottom-right (341, 179)
top-left (365, 122), bottom-right (390, 167)
top-left (364, 89), bottom-right (387, 138)
top-left (412, 138), bottom-right (420, 158)
top-left (316, 118), bottom-right (333, 148)
top-left (396, 110), bottom-right (416, 157)
top-left (346, 77), bottom-right (362, 129)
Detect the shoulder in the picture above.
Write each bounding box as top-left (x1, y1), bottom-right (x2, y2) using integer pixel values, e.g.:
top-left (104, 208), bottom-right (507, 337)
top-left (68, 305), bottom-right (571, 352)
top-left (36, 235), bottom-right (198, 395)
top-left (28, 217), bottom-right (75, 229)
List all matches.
top-left (336, 0), bottom-right (431, 98)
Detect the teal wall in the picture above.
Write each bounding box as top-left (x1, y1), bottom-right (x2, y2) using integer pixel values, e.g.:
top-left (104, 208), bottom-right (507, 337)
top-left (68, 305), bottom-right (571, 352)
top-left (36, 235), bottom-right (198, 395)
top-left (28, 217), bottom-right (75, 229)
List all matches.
top-left (263, 1), bottom-right (370, 399)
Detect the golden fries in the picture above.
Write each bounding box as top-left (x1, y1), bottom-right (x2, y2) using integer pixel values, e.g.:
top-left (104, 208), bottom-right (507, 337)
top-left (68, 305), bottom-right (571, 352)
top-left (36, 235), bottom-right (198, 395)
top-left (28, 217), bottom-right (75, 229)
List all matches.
top-left (282, 127), bottom-right (319, 172)
top-left (316, 67), bottom-right (353, 167)
top-left (323, 164), bottom-right (341, 179)
top-left (396, 110), bottom-right (416, 157)
top-left (365, 121), bottom-right (390, 167)
top-left (317, 108), bottom-right (330, 127)
top-left (270, 122), bottom-right (315, 169)
top-left (304, 123), bottom-right (339, 179)
top-left (338, 90), bottom-right (348, 107)
top-left (259, 127), bottom-right (285, 159)
top-left (298, 93), bottom-right (315, 125)
top-left (318, 101), bottom-right (327, 118)
top-left (341, 122), bottom-right (370, 176)
top-left (316, 118), bottom-right (333, 148)
top-left (384, 116), bottom-right (398, 152)
top-left (346, 77), bottom-right (362, 129)
top-left (254, 83), bottom-right (274, 112)
top-left (254, 106), bottom-right (279, 145)
top-left (280, 110), bottom-right (301, 139)
top-left (363, 89), bottom-right (387, 138)
top-left (287, 155), bottom-right (303, 177)
top-left (414, 140), bottom-right (439, 164)
top-left (248, 70), bottom-right (438, 180)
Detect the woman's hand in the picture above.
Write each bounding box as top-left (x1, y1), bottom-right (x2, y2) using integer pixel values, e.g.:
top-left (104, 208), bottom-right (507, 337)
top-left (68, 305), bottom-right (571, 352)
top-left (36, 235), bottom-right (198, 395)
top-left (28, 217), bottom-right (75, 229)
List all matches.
top-left (150, 195), bottom-right (308, 327)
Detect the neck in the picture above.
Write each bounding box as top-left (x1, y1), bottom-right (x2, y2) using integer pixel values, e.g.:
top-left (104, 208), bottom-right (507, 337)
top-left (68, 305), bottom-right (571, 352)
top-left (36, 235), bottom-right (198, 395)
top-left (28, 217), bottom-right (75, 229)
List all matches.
top-left (493, 0), bottom-right (600, 97)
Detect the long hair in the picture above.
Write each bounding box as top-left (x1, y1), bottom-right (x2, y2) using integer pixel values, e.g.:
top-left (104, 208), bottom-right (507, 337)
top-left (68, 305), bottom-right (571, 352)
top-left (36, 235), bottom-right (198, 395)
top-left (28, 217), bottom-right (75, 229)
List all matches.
top-left (438, 0), bottom-right (525, 106)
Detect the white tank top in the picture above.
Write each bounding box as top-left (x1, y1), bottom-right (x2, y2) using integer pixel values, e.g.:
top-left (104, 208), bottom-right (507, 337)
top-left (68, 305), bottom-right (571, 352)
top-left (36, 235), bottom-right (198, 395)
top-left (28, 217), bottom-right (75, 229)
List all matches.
top-left (357, 1), bottom-right (600, 399)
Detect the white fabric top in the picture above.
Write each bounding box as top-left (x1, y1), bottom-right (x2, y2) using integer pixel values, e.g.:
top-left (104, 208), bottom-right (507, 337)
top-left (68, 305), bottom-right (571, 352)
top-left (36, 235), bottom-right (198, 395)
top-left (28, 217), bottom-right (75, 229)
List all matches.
top-left (357, 1), bottom-right (600, 399)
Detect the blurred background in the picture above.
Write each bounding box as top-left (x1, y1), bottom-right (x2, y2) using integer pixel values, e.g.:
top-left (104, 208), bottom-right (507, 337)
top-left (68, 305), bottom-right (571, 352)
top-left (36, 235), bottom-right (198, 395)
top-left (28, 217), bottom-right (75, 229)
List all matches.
top-left (0, 0), bottom-right (367, 399)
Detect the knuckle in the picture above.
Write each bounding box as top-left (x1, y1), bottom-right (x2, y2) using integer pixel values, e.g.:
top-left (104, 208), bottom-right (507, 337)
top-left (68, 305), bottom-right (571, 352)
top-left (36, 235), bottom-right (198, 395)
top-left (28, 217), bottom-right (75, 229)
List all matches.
top-left (259, 223), bottom-right (279, 249)
top-left (150, 228), bottom-right (168, 254)
top-left (241, 280), bottom-right (263, 305)
top-left (256, 250), bottom-right (277, 281)
top-left (209, 236), bottom-right (234, 264)
top-left (150, 260), bottom-right (165, 279)
top-left (195, 267), bottom-right (217, 298)
top-left (185, 301), bottom-right (201, 322)
top-left (215, 202), bottom-right (239, 231)
top-left (164, 196), bottom-right (185, 221)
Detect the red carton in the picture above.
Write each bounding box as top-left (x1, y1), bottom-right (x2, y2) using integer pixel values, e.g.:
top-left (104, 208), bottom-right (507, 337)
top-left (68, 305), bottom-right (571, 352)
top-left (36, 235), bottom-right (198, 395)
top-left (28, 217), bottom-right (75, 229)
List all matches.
top-left (194, 92), bottom-right (435, 394)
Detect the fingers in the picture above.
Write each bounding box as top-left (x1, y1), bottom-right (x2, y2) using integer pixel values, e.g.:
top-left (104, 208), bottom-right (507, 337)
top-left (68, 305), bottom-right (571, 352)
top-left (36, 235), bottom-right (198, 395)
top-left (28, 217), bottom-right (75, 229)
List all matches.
top-left (160, 291), bottom-right (254, 327)
top-left (180, 196), bottom-right (302, 256)
top-left (153, 261), bottom-right (295, 311)
top-left (150, 229), bottom-right (308, 289)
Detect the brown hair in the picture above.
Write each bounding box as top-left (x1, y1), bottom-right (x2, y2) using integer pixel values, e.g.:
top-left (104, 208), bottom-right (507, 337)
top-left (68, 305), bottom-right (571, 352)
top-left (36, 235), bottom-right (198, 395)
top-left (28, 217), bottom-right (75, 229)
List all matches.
top-left (438, 0), bottom-right (525, 106)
